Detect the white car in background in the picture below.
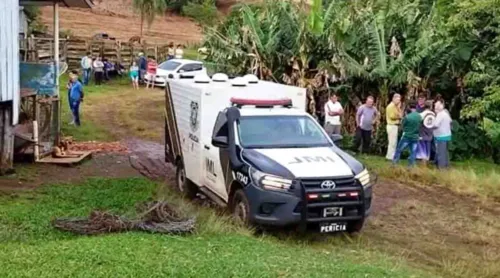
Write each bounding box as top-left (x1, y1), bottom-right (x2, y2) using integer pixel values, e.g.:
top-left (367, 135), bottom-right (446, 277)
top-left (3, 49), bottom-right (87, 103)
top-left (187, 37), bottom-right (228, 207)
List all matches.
top-left (145, 59), bottom-right (207, 87)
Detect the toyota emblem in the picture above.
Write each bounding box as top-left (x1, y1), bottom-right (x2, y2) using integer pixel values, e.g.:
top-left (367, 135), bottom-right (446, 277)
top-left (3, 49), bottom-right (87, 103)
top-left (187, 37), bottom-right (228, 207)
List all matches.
top-left (320, 180), bottom-right (336, 189)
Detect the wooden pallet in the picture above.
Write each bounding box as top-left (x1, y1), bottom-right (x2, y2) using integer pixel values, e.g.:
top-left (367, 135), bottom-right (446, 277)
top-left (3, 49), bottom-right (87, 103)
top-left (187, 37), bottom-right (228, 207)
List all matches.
top-left (37, 151), bottom-right (92, 166)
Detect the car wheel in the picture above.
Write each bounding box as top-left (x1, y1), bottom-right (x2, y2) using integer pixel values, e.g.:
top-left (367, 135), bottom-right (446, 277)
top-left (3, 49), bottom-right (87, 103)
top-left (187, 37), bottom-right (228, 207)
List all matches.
top-left (347, 218), bottom-right (365, 234)
top-left (231, 189), bottom-right (251, 225)
top-left (175, 163), bottom-right (197, 199)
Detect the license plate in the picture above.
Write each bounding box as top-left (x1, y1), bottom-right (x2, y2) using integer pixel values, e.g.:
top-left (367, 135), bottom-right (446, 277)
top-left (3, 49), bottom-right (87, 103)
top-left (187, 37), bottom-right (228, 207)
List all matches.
top-left (319, 222), bottom-right (347, 233)
top-left (323, 207), bottom-right (343, 218)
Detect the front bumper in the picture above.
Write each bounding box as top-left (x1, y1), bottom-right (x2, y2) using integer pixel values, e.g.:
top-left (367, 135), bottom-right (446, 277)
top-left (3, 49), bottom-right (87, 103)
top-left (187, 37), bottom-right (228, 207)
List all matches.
top-left (244, 177), bottom-right (374, 227)
top-left (144, 76), bottom-right (167, 87)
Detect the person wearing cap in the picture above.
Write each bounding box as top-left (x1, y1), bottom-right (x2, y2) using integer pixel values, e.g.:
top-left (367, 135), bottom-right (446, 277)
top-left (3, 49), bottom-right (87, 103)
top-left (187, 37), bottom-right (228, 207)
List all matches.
top-left (138, 52), bottom-right (147, 83)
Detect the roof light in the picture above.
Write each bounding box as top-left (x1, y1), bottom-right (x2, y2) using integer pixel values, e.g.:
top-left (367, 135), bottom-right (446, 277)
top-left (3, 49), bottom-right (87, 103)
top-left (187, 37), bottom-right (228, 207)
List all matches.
top-left (212, 73), bottom-right (229, 82)
top-left (230, 97), bottom-right (292, 107)
top-left (243, 74), bottom-right (259, 84)
top-left (231, 77), bottom-right (247, 87)
top-left (194, 74), bottom-right (211, 84)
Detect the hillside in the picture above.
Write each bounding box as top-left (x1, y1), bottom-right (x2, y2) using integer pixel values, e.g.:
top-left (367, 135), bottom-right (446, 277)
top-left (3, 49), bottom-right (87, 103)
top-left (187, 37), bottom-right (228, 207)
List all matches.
top-left (39, 0), bottom-right (203, 44)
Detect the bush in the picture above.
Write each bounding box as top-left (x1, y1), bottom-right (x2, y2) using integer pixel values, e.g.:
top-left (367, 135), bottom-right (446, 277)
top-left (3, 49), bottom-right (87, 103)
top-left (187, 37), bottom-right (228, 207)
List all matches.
top-left (449, 120), bottom-right (492, 161)
top-left (182, 0), bottom-right (219, 26)
top-left (484, 118), bottom-right (500, 164)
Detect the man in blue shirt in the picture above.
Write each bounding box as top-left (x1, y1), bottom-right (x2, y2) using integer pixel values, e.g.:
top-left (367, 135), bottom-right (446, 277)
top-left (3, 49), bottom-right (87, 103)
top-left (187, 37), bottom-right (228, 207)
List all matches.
top-left (68, 70), bottom-right (84, 126)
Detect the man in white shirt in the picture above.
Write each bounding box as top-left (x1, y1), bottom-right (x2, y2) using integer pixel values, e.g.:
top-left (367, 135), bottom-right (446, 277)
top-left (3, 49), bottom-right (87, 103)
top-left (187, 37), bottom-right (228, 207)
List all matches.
top-left (80, 52), bottom-right (92, 85)
top-left (324, 93), bottom-right (344, 136)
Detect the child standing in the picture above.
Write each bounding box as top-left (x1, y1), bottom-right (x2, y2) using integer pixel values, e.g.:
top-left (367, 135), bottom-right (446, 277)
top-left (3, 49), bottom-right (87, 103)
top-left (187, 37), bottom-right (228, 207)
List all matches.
top-left (145, 58), bottom-right (157, 89)
top-left (129, 61), bottom-right (139, 89)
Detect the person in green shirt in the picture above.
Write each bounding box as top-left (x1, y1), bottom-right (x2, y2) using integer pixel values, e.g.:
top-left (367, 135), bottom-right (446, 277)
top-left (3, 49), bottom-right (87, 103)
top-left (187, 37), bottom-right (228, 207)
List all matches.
top-left (392, 101), bottom-right (422, 166)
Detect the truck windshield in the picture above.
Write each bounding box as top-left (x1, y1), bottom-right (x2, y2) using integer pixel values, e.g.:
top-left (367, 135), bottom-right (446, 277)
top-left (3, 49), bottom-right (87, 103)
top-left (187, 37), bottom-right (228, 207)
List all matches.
top-left (238, 115), bottom-right (331, 149)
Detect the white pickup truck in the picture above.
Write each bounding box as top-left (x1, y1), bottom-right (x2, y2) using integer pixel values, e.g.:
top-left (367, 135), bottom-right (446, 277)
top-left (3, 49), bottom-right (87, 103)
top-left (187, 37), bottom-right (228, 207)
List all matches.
top-left (164, 73), bottom-right (375, 233)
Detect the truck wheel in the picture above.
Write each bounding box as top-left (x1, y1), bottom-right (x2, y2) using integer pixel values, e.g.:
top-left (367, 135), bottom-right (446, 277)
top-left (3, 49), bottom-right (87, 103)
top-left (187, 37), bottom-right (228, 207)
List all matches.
top-left (347, 219), bottom-right (365, 234)
top-left (231, 189), bottom-right (250, 225)
top-left (175, 163), bottom-right (197, 199)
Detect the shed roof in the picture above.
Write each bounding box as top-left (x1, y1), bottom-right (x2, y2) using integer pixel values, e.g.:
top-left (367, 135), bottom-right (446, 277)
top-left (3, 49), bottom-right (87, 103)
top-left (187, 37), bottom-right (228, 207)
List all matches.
top-left (19, 0), bottom-right (93, 8)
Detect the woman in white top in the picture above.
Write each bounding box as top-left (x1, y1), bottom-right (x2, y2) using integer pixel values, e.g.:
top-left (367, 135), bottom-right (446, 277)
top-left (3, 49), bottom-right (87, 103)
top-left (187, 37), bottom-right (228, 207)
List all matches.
top-left (175, 44), bottom-right (184, 59)
top-left (93, 57), bottom-right (104, 86)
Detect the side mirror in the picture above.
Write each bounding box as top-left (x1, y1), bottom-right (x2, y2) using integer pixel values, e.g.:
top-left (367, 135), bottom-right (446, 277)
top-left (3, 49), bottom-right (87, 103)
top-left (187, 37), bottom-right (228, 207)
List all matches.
top-left (212, 136), bottom-right (228, 148)
top-left (178, 69), bottom-right (185, 73)
top-left (330, 134), bottom-right (343, 143)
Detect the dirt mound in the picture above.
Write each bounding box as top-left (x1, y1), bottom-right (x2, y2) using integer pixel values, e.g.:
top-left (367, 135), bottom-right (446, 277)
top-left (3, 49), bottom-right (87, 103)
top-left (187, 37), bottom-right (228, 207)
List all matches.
top-left (39, 1), bottom-right (202, 44)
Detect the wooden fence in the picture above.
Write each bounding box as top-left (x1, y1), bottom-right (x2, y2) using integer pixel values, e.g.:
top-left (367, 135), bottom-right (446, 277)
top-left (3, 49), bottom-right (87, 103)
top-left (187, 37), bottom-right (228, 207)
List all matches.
top-left (20, 36), bottom-right (172, 69)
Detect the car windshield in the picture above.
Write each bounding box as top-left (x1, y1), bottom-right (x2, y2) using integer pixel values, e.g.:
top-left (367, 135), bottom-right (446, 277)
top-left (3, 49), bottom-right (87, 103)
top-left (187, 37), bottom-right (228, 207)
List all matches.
top-left (158, 61), bottom-right (181, 71)
top-left (238, 115), bottom-right (331, 149)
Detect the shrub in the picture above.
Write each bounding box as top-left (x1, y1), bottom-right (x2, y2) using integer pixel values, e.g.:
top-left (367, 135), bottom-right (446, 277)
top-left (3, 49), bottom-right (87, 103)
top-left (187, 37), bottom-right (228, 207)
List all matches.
top-left (182, 0), bottom-right (219, 26)
top-left (449, 120), bottom-right (492, 161)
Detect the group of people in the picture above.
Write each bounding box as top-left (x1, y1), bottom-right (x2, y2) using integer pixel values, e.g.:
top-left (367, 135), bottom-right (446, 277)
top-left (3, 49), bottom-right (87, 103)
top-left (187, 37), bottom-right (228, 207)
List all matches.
top-left (81, 52), bottom-right (124, 86)
top-left (128, 43), bottom-right (184, 89)
top-left (386, 94), bottom-right (452, 168)
top-left (130, 53), bottom-right (158, 89)
top-left (323, 93), bottom-right (453, 169)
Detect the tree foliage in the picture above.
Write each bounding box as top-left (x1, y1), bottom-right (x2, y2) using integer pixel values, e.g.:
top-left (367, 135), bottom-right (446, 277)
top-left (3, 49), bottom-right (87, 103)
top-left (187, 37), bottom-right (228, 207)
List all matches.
top-left (202, 0), bottom-right (500, 162)
top-left (132, 0), bottom-right (167, 38)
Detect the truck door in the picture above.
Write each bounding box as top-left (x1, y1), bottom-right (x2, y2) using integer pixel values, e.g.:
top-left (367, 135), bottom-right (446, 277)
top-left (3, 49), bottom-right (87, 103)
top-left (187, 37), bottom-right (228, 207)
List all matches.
top-left (202, 112), bottom-right (229, 201)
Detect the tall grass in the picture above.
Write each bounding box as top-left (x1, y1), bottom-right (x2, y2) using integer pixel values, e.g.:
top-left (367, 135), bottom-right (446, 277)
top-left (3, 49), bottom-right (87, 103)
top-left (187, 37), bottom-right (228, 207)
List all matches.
top-left (361, 155), bottom-right (500, 200)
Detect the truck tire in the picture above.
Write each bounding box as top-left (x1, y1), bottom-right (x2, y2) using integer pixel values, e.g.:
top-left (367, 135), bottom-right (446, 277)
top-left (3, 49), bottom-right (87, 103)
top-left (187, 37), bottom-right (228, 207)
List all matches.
top-left (347, 218), bottom-right (365, 234)
top-left (175, 163), bottom-right (198, 199)
top-left (231, 189), bottom-right (251, 225)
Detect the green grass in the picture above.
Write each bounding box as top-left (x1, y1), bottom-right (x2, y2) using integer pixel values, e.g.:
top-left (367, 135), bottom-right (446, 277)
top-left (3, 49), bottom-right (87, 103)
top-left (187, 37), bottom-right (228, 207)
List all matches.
top-left (60, 75), bottom-right (128, 141)
top-left (0, 178), bottom-right (426, 278)
top-left (360, 155), bottom-right (500, 200)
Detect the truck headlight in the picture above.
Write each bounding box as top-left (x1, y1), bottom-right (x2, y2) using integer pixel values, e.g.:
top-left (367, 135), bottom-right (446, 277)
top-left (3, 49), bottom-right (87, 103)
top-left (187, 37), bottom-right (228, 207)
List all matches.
top-left (250, 168), bottom-right (292, 191)
top-left (355, 169), bottom-right (371, 188)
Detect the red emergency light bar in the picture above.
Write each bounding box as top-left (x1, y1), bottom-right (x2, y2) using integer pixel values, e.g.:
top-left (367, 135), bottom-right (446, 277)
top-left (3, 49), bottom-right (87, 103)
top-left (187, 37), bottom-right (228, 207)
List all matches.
top-left (230, 97), bottom-right (292, 107)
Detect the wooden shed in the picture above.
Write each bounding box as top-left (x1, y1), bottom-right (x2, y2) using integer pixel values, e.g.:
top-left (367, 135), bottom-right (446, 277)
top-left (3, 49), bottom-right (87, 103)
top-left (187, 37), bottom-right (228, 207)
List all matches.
top-left (0, 0), bottom-right (93, 175)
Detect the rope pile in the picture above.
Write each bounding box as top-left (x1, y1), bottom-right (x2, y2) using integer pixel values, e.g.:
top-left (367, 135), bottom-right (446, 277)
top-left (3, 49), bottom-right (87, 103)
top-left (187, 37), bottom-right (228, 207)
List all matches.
top-left (52, 201), bottom-right (195, 235)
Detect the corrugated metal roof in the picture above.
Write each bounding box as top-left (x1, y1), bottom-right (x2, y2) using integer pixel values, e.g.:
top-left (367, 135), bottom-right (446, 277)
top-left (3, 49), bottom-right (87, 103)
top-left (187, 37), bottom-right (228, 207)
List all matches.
top-left (19, 0), bottom-right (94, 8)
top-left (0, 0), bottom-right (20, 124)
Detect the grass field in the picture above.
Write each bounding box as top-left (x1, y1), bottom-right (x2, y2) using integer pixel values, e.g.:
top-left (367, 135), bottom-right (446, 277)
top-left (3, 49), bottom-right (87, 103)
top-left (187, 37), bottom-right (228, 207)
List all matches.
top-left (34, 75), bottom-right (500, 277)
top-left (0, 178), bottom-right (424, 278)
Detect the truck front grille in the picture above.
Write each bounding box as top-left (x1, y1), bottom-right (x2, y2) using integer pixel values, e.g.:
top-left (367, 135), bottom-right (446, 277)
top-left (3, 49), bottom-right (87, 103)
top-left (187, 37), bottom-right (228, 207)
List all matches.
top-left (300, 176), bottom-right (356, 189)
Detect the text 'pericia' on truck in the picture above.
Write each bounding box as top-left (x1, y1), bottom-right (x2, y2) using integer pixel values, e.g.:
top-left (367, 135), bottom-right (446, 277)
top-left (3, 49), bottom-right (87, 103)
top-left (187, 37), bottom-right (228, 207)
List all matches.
top-left (164, 72), bottom-right (376, 233)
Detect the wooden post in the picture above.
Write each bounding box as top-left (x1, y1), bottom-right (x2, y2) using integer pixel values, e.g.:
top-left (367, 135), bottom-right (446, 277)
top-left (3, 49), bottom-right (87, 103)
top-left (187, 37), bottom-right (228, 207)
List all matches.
top-left (33, 120), bottom-right (39, 162)
top-left (0, 104), bottom-right (14, 175)
top-left (34, 37), bottom-right (39, 63)
top-left (155, 45), bottom-right (158, 61)
top-left (53, 0), bottom-right (61, 146)
top-left (116, 41), bottom-right (122, 65)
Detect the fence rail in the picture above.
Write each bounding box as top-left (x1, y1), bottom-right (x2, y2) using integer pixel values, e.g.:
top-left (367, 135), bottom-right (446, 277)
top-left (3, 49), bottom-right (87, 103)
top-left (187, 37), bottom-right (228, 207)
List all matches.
top-left (20, 36), bottom-right (173, 70)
